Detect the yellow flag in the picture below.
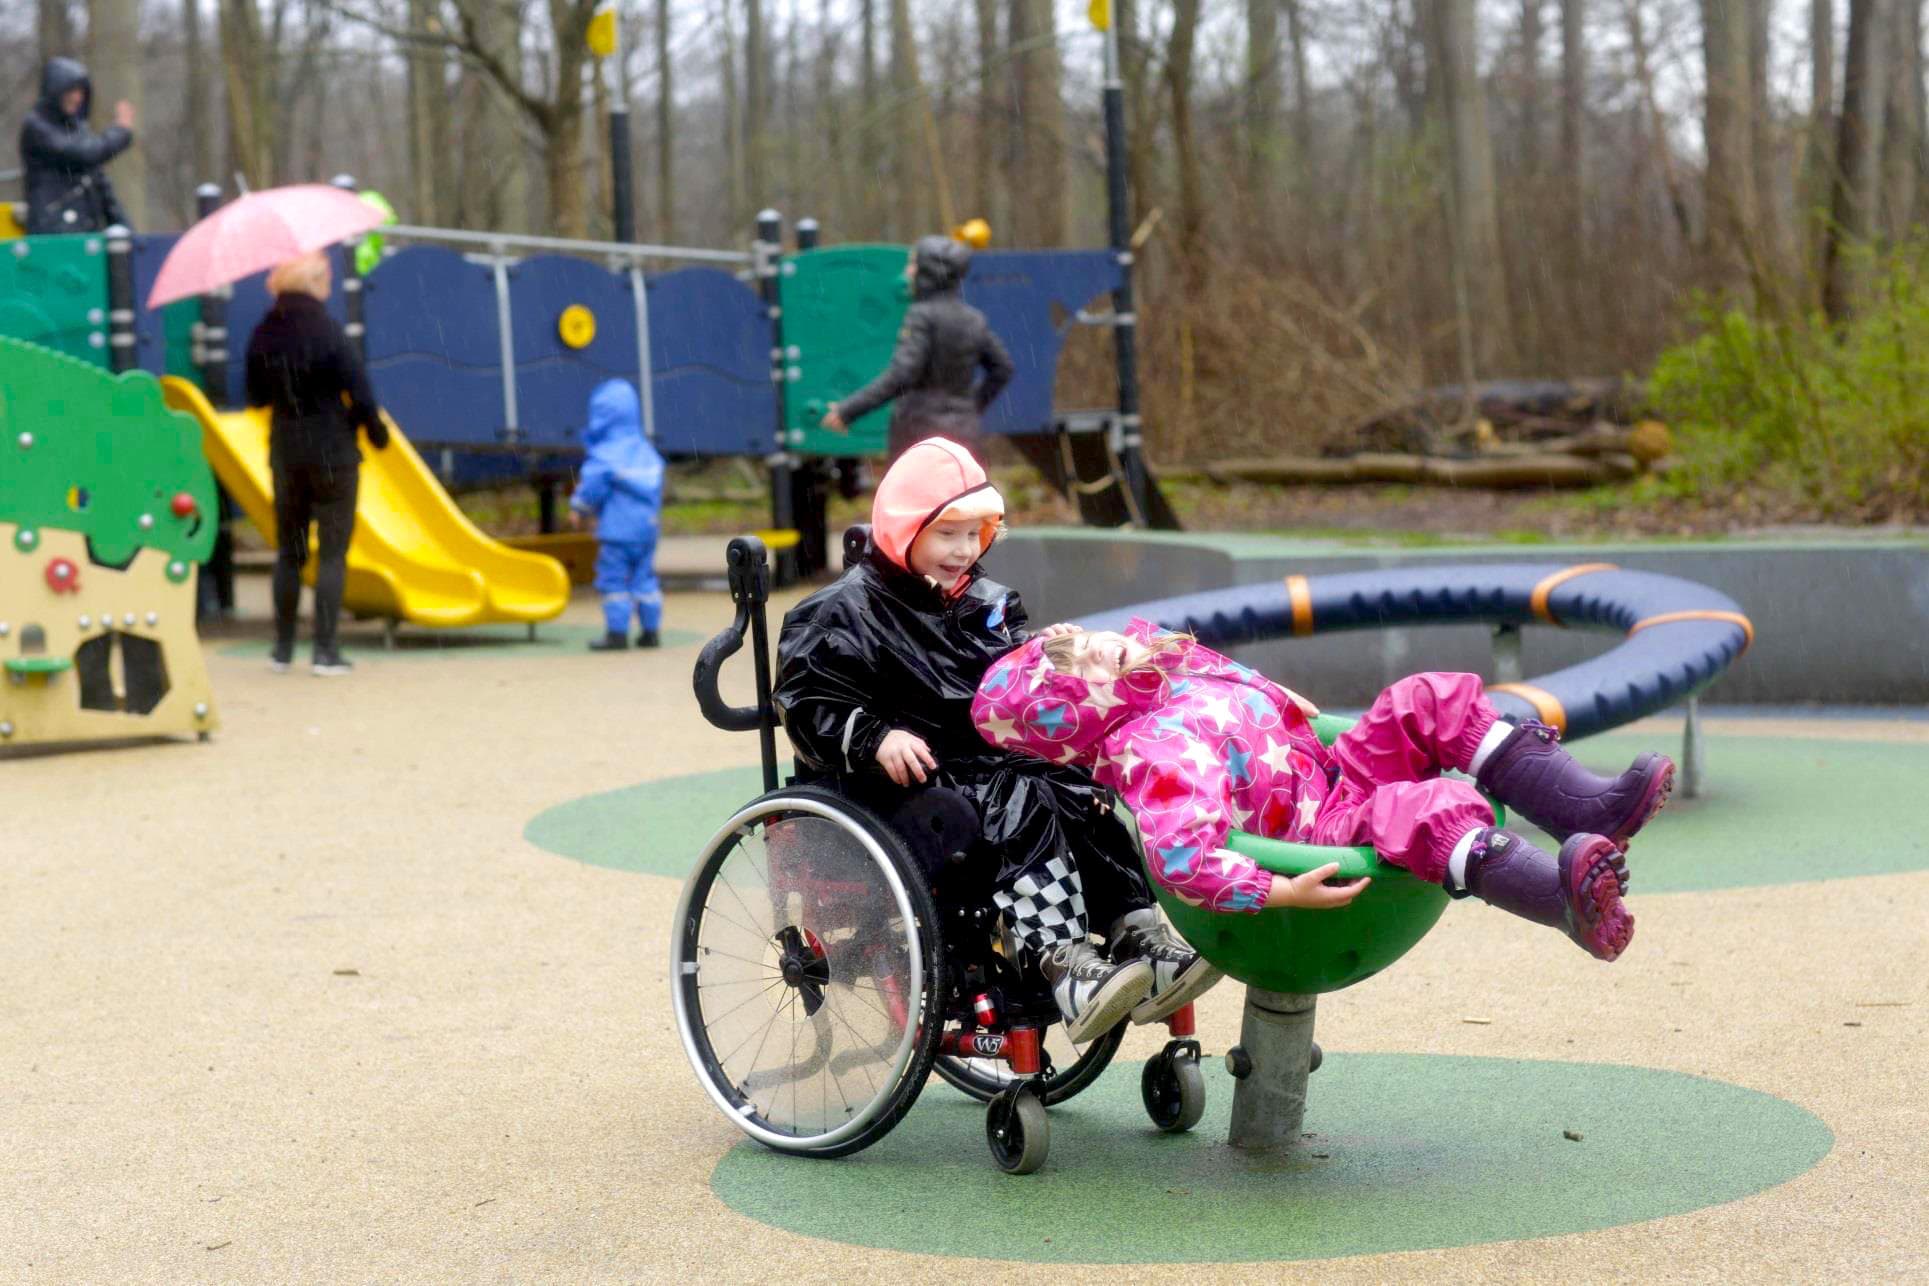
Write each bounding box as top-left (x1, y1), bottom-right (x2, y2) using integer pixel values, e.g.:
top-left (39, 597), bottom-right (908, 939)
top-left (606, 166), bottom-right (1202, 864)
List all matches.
top-left (1088, 0), bottom-right (1110, 31)
top-left (587, 6), bottom-right (617, 57)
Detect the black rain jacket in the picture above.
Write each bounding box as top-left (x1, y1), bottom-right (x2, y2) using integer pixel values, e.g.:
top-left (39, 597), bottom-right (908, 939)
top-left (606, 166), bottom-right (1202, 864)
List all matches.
top-left (18, 58), bottom-right (132, 234)
top-left (245, 292), bottom-right (390, 474)
top-left (832, 236), bottom-right (1016, 460)
top-left (772, 549), bottom-right (1152, 918)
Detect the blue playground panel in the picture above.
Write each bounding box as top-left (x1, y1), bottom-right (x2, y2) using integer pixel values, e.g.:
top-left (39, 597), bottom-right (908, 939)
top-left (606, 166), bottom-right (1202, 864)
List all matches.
top-left (965, 249), bottom-right (1122, 436)
top-left (508, 254), bottom-right (643, 449)
top-left (644, 267), bottom-right (775, 458)
top-left (363, 245), bottom-right (505, 448)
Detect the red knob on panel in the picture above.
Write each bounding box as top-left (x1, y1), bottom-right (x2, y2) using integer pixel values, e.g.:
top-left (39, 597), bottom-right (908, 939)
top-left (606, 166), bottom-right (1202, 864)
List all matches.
top-left (171, 492), bottom-right (197, 518)
top-left (45, 557), bottom-right (79, 593)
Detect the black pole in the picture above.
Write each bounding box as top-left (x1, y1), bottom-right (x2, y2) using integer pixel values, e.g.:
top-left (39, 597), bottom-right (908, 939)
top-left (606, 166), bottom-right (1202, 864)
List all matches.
top-left (329, 174), bottom-right (366, 364)
top-left (757, 208), bottom-right (797, 585)
top-left (788, 216), bottom-right (831, 577)
top-left (105, 224), bottom-right (136, 375)
top-left (1101, 73), bottom-right (1150, 526)
top-left (192, 181), bottom-right (236, 621)
top-left (192, 183), bottom-right (228, 406)
top-left (610, 106), bottom-right (636, 243)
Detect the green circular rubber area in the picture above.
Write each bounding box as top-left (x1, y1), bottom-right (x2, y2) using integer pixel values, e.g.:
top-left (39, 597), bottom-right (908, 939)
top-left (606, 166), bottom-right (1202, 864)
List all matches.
top-left (223, 624), bottom-right (700, 660)
top-left (709, 1055), bottom-right (1831, 1263)
top-left (523, 730), bottom-right (1929, 892)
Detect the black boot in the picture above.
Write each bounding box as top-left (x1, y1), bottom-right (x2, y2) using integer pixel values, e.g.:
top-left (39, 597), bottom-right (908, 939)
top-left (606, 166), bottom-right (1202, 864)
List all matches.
top-left (588, 631), bottom-right (629, 651)
top-left (636, 628), bottom-right (660, 649)
top-left (1476, 720), bottom-right (1675, 849)
top-left (1464, 828), bottom-right (1634, 962)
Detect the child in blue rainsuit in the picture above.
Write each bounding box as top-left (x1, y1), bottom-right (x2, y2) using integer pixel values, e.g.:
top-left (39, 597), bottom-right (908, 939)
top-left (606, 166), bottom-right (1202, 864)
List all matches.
top-left (569, 379), bottom-right (664, 650)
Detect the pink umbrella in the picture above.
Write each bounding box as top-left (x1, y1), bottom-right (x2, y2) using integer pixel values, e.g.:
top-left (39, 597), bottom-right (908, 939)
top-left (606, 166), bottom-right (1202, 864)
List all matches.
top-left (146, 184), bottom-right (390, 310)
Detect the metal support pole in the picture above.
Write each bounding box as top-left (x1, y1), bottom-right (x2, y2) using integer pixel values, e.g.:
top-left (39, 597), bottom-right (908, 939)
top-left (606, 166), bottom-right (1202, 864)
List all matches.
top-left (1681, 695), bottom-right (1705, 799)
top-left (1100, 20), bottom-right (1150, 528)
top-left (1225, 988), bottom-right (1318, 1151)
top-left (104, 225), bottom-right (137, 375)
top-left (609, 107), bottom-right (636, 244)
top-left (789, 217), bottom-right (829, 578)
top-left (1491, 623), bottom-right (1524, 685)
top-left (756, 209), bottom-right (797, 586)
top-left (538, 479), bottom-right (559, 535)
top-left (629, 266), bottom-right (657, 440)
top-left (491, 251), bottom-right (520, 443)
top-left (330, 175), bottom-right (367, 364)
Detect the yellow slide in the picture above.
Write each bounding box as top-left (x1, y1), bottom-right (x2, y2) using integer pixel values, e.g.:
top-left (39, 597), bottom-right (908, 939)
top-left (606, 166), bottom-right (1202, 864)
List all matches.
top-left (161, 377), bottom-right (569, 629)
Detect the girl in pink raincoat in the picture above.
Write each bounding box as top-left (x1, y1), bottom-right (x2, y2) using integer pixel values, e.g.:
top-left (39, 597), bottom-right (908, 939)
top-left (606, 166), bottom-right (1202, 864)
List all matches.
top-left (972, 619), bottom-right (1677, 961)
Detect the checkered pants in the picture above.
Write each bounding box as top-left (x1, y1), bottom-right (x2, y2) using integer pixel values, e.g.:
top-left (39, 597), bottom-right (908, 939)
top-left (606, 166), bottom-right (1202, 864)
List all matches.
top-left (994, 852), bottom-right (1089, 953)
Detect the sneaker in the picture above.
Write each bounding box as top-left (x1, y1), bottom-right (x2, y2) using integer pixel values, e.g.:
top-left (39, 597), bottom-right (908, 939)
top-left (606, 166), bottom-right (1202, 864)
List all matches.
top-left (268, 648), bottom-right (293, 674)
top-left (1110, 908), bottom-right (1225, 1024)
top-left (588, 631), bottom-right (629, 652)
top-left (311, 652), bottom-right (354, 677)
top-left (636, 629), bottom-right (661, 649)
top-left (1039, 941), bottom-right (1153, 1043)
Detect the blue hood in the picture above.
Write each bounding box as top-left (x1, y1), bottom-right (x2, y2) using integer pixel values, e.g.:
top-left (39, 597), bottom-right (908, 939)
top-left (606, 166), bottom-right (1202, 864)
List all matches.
top-left (585, 378), bottom-right (644, 448)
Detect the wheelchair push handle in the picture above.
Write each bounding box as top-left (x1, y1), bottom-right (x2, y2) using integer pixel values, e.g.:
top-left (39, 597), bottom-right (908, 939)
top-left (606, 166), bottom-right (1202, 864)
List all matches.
top-left (691, 539), bottom-right (781, 798)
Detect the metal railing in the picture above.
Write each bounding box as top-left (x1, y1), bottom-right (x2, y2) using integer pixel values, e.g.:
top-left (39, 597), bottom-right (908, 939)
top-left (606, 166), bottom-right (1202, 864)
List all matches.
top-left (381, 222), bottom-right (750, 266)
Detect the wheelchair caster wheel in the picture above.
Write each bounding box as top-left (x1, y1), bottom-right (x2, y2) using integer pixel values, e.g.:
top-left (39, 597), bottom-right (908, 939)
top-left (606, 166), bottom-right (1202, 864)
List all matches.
top-left (1142, 1041), bottom-right (1205, 1134)
top-left (986, 1083), bottom-right (1050, 1174)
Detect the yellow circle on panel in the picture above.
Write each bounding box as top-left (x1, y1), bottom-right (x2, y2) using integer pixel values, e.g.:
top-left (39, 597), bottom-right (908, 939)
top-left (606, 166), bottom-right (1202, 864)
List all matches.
top-left (559, 305), bottom-right (597, 349)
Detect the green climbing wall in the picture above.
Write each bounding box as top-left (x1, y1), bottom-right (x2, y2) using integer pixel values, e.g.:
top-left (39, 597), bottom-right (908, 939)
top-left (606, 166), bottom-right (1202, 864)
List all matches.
top-left (0, 236), bottom-right (111, 368)
top-left (0, 336), bottom-right (217, 569)
top-left (777, 244), bottom-right (908, 457)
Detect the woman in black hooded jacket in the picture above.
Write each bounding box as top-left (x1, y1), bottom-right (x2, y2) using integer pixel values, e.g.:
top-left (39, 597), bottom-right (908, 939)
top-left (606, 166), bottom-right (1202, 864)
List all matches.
top-left (820, 235), bottom-right (1015, 461)
top-left (17, 57), bottom-right (136, 234)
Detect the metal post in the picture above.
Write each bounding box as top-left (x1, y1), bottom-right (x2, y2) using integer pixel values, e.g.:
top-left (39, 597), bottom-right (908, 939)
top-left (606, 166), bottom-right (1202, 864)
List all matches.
top-left (192, 184), bottom-right (230, 406)
top-left (1224, 988), bottom-right (1318, 1151)
top-left (790, 217), bottom-right (829, 578)
top-left (609, 104), bottom-right (636, 245)
top-left (104, 225), bottom-right (137, 375)
top-left (1491, 623), bottom-right (1524, 685)
top-left (330, 175), bottom-right (367, 364)
top-left (629, 266), bottom-right (657, 439)
top-left (756, 209), bottom-right (797, 585)
top-left (491, 250), bottom-right (520, 443)
top-left (1099, 17), bottom-right (1150, 528)
top-left (1681, 695), bottom-right (1705, 799)
top-left (538, 480), bottom-right (559, 535)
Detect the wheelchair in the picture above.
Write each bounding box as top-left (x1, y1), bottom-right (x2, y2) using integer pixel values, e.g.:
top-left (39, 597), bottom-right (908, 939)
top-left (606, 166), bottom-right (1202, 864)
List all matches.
top-left (673, 530), bottom-right (1205, 1174)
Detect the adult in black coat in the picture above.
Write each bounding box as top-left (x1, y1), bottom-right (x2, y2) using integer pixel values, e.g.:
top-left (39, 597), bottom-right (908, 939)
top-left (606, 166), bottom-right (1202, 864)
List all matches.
top-left (17, 57), bottom-right (137, 234)
top-left (820, 235), bottom-right (1015, 461)
top-left (244, 252), bottom-right (390, 676)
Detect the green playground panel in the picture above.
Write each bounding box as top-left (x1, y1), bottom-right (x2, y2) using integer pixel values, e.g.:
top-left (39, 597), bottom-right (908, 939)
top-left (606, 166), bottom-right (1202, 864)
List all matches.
top-left (0, 336), bottom-right (218, 567)
top-left (778, 244), bottom-right (909, 457)
top-left (161, 299), bottom-right (200, 379)
top-left (0, 235), bottom-right (110, 368)
top-left (1152, 713), bottom-right (1501, 996)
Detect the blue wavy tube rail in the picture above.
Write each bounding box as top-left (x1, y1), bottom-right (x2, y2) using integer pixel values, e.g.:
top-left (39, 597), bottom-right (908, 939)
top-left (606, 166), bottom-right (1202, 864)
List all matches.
top-left (1078, 562), bottom-right (1754, 739)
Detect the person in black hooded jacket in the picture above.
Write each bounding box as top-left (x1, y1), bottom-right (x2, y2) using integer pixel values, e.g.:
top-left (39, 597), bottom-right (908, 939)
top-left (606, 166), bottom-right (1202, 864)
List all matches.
top-left (18, 57), bottom-right (136, 234)
top-left (819, 235), bottom-right (1015, 461)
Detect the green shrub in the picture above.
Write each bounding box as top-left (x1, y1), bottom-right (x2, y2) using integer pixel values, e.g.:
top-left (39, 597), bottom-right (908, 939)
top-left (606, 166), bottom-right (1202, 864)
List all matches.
top-left (1649, 248), bottom-right (1929, 520)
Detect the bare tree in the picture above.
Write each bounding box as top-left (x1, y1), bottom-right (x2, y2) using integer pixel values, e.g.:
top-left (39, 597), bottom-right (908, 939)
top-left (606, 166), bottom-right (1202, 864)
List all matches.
top-left (1560, 0), bottom-right (1584, 193)
top-left (404, 0), bottom-right (451, 224)
top-left (656, 0), bottom-right (674, 239)
top-left (1825, 0), bottom-right (1891, 318)
top-left (1521, 0), bottom-right (1544, 177)
top-left (1247, 0), bottom-right (1281, 224)
top-left (1701, 0), bottom-right (1759, 292)
top-left (890, 0), bottom-right (923, 234)
top-left (1802, 0), bottom-right (1834, 285)
top-left (183, 0), bottom-right (215, 189)
top-left (1425, 0), bottom-right (1515, 376)
top-left (1007, 0), bottom-right (1064, 246)
top-left (90, 0), bottom-right (146, 225)
top-left (1878, 0), bottom-right (1923, 236)
top-left (974, 0), bottom-right (999, 228)
top-left (220, 0), bottom-right (275, 189)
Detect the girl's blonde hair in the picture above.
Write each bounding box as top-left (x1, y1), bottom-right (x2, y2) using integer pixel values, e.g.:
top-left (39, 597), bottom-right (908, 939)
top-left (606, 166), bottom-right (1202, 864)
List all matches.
top-left (1040, 629), bottom-right (1194, 681)
top-left (266, 251), bottom-right (331, 300)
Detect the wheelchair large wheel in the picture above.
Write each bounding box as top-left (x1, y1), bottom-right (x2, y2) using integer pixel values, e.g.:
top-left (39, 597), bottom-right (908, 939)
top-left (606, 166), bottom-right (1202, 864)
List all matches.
top-left (671, 786), bottom-right (945, 1159)
top-left (932, 1020), bottom-right (1125, 1106)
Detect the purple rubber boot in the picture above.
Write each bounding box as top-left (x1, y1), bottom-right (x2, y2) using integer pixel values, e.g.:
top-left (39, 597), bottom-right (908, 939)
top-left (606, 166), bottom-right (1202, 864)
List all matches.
top-left (1475, 720), bottom-right (1675, 851)
top-left (1464, 829), bottom-right (1635, 962)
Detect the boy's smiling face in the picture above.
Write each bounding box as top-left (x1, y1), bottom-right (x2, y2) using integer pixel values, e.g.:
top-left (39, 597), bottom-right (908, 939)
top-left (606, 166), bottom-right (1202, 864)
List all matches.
top-left (907, 517), bottom-right (983, 584)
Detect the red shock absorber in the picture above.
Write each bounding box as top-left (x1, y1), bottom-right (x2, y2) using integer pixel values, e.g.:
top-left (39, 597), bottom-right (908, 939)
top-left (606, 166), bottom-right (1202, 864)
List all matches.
top-left (972, 991), bottom-right (999, 1028)
top-left (1004, 1026), bottom-right (1043, 1076)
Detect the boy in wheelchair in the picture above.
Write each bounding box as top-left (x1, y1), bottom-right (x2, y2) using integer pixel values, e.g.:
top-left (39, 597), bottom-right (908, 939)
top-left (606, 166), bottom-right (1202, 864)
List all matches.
top-left (975, 621), bottom-right (1678, 961)
top-left (772, 438), bottom-right (1223, 1040)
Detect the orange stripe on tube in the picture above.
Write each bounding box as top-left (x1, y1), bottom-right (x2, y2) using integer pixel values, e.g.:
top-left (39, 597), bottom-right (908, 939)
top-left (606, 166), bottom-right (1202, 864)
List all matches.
top-left (1284, 575), bottom-right (1314, 637)
top-left (1630, 609), bottom-right (1756, 655)
top-left (1486, 682), bottom-right (1568, 736)
top-left (1530, 563), bottom-right (1619, 624)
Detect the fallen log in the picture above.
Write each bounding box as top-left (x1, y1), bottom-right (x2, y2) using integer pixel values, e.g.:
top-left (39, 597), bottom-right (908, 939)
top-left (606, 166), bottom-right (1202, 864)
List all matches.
top-left (1205, 451), bottom-right (1639, 489)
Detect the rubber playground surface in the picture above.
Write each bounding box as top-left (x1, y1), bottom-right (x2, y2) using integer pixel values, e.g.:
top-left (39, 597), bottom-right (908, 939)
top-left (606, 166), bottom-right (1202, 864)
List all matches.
top-left (6, 569), bottom-right (1928, 1281)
